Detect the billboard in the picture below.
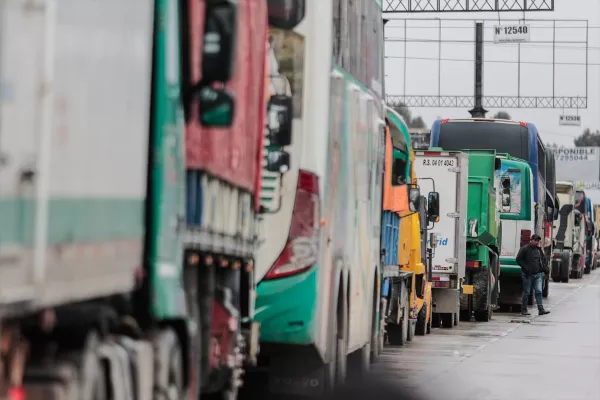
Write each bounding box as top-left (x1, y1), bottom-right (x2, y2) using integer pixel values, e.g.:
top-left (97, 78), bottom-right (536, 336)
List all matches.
top-left (552, 147), bottom-right (600, 185)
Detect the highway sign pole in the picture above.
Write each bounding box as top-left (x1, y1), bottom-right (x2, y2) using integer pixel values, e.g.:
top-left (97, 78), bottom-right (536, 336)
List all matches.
top-left (469, 22), bottom-right (487, 118)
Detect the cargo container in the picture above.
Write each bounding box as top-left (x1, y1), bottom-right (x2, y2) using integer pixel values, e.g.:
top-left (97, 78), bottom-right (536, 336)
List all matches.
top-left (0, 0), bottom-right (281, 398)
top-left (414, 150), bottom-right (468, 328)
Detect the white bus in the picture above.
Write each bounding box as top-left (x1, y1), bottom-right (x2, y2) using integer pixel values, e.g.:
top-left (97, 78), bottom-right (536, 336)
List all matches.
top-left (250, 0), bottom-right (387, 396)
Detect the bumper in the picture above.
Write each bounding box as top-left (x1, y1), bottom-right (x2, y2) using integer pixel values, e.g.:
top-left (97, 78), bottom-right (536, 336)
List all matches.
top-left (255, 267), bottom-right (318, 345)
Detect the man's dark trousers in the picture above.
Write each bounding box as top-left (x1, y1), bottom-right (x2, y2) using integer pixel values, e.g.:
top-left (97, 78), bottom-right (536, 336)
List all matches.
top-left (522, 271), bottom-right (544, 312)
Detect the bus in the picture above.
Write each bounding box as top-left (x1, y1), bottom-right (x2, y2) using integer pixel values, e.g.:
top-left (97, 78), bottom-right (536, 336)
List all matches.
top-left (430, 118), bottom-right (558, 297)
top-left (251, 0), bottom-right (386, 396)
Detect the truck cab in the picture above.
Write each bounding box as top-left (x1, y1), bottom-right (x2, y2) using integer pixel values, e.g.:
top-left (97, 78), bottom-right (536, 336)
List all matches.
top-left (380, 108), bottom-right (433, 345)
top-left (496, 155), bottom-right (538, 305)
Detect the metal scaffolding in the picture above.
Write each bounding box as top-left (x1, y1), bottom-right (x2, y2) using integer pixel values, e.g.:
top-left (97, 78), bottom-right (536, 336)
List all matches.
top-left (384, 18), bottom-right (589, 109)
top-left (383, 0), bottom-right (554, 13)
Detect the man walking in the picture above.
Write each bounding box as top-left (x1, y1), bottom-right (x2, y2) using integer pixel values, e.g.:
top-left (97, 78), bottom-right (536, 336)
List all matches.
top-left (516, 234), bottom-right (551, 316)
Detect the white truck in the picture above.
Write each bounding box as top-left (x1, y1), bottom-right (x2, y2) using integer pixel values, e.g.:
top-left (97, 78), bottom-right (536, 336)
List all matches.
top-left (414, 151), bottom-right (468, 328)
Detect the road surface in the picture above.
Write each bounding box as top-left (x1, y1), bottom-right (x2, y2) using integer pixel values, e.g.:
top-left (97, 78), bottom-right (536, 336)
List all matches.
top-left (373, 270), bottom-right (600, 400)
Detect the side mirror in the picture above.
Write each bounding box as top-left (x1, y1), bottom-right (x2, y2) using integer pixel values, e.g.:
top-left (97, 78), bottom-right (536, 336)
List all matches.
top-left (408, 187), bottom-right (420, 212)
top-left (267, 94), bottom-right (293, 146)
top-left (198, 87), bottom-right (235, 127)
top-left (267, 0), bottom-right (306, 30)
top-left (201, 2), bottom-right (237, 85)
top-left (265, 150), bottom-right (290, 173)
top-left (427, 191), bottom-right (440, 222)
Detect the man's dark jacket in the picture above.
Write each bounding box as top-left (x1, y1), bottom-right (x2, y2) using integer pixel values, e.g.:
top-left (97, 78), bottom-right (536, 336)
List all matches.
top-left (516, 244), bottom-right (549, 275)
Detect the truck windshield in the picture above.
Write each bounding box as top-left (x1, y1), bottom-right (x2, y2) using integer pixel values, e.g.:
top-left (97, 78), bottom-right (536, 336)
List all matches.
top-left (438, 121), bottom-right (528, 160)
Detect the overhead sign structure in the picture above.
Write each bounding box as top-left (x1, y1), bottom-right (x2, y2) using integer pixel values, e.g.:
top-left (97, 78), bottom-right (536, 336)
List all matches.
top-left (493, 24), bottom-right (530, 44)
top-left (559, 115), bottom-right (581, 126)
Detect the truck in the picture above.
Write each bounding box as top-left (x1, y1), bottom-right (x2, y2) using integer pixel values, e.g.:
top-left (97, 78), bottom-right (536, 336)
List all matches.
top-left (551, 182), bottom-right (576, 283)
top-left (570, 190), bottom-right (589, 279)
top-left (495, 155), bottom-right (537, 306)
top-left (249, 0), bottom-right (387, 396)
top-left (0, 0), bottom-right (278, 398)
top-left (380, 108), bottom-right (436, 345)
top-left (413, 150), bottom-right (468, 328)
top-left (458, 150), bottom-right (503, 322)
top-left (584, 197), bottom-right (597, 274)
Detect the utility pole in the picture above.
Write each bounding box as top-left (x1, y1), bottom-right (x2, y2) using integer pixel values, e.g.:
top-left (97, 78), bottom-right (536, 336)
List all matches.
top-left (468, 22), bottom-right (487, 118)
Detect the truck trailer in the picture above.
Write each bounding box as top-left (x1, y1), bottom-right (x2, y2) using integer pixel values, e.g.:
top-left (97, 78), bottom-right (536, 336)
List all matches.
top-left (0, 0), bottom-right (277, 398)
top-left (414, 150), bottom-right (468, 328)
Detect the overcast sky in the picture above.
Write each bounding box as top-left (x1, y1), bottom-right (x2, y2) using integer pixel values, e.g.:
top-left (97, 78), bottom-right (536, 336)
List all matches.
top-left (383, 0), bottom-right (599, 147)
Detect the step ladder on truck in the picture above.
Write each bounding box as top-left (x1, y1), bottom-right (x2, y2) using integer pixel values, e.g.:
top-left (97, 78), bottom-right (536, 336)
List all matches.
top-left (414, 150), bottom-right (469, 328)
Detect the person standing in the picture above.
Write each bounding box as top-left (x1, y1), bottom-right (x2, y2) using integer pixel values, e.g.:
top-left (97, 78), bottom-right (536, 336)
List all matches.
top-left (516, 234), bottom-right (551, 316)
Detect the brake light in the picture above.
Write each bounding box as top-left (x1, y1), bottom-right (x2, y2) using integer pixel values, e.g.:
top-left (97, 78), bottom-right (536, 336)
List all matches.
top-left (8, 387), bottom-right (25, 400)
top-left (519, 121), bottom-right (527, 127)
top-left (466, 260), bottom-right (480, 268)
top-left (264, 170), bottom-right (320, 280)
top-left (441, 118), bottom-right (450, 124)
top-left (552, 253), bottom-right (562, 259)
top-left (520, 229), bottom-right (531, 247)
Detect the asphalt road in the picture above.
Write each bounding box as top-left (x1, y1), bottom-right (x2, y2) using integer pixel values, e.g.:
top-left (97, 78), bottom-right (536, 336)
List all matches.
top-left (373, 270), bottom-right (600, 400)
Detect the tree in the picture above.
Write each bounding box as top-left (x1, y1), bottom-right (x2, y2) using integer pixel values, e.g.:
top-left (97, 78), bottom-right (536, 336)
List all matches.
top-left (493, 111), bottom-right (511, 120)
top-left (392, 104), bottom-right (428, 129)
top-left (574, 128), bottom-right (600, 147)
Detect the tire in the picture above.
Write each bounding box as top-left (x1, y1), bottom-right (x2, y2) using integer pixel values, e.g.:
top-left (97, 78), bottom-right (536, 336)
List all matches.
top-left (406, 319), bottom-right (415, 342)
top-left (474, 306), bottom-right (492, 322)
top-left (80, 331), bottom-right (108, 400)
top-left (348, 342), bottom-right (370, 379)
top-left (441, 313), bottom-right (453, 328)
top-left (415, 304), bottom-right (427, 336)
top-left (386, 309), bottom-right (408, 346)
top-left (324, 311), bottom-right (337, 393)
top-left (561, 276), bottom-right (569, 283)
top-left (155, 329), bottom-right (185, 400)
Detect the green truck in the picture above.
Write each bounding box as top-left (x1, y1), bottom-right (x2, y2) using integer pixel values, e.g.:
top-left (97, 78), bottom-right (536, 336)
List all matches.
top-left (460, 150), bottom-right (505, 322)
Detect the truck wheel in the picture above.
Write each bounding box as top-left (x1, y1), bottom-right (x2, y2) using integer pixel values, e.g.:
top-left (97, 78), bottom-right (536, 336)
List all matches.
top-left (154, 329), bottom-right (185, 400)
top-left (80, 331), bottom-right (108, 400)
top-left (348, 342), bottom-right (370, 379)
top-left (386, 313), bottom-right (408, 346)
top-left (415, 304), bottom-right (427, 336)
top-left (441, 313), bottom-right (453, 328)
top-left (407, 318), bottom-right (416, 342)
top-left (474, 306), bottom-right (492, 322)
